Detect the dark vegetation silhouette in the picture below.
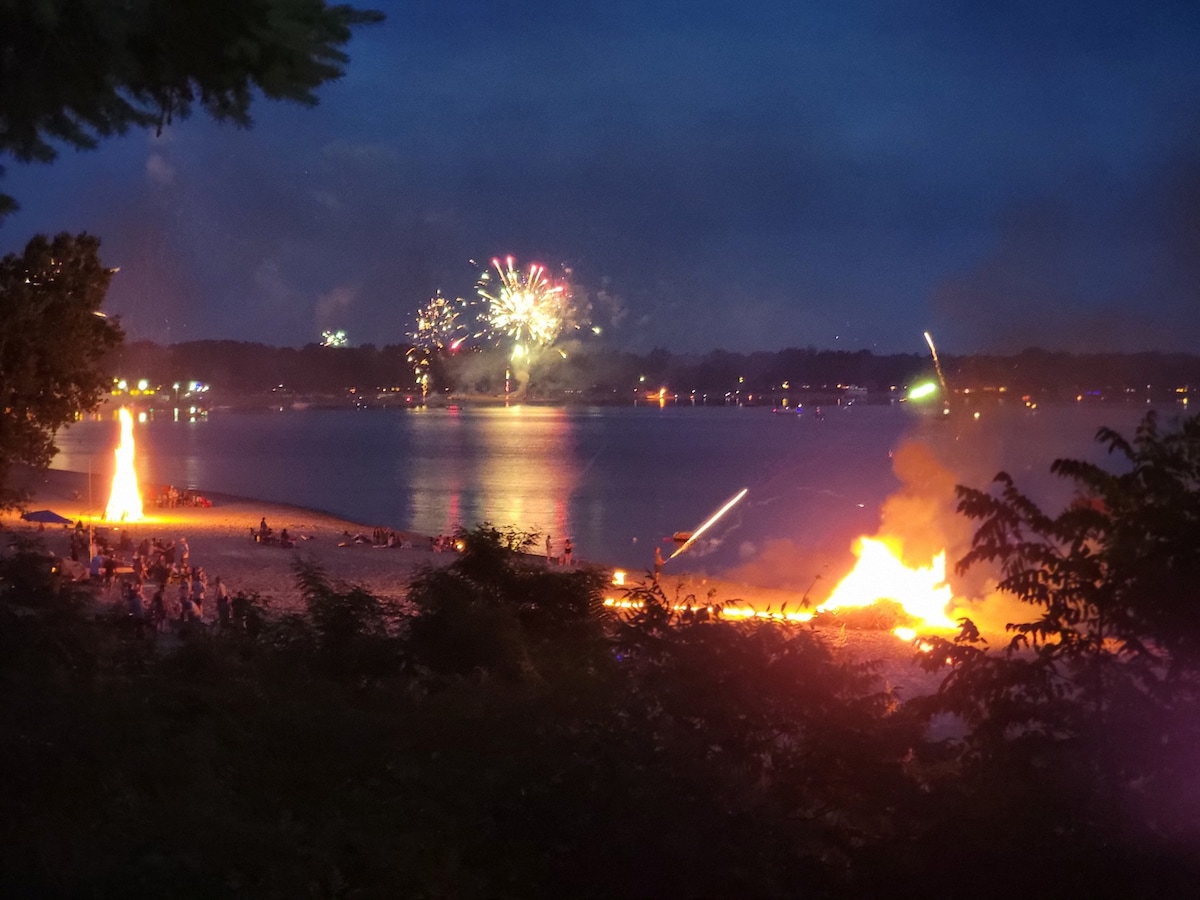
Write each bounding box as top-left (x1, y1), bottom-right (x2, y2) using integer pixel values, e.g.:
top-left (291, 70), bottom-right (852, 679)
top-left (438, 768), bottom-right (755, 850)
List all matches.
top-left (3, 414), bottom-right (1200, 897)
top-left (912, 410), bottom-right (1200, 894)
top-left (0, 1), bottom-right (384, 217)
top-left (0, 232), bottom-right (125, 508)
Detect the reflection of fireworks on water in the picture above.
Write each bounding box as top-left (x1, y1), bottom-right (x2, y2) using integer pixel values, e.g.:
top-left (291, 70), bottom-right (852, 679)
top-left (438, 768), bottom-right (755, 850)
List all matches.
top-left (476, 256), bottom-right (568, 349)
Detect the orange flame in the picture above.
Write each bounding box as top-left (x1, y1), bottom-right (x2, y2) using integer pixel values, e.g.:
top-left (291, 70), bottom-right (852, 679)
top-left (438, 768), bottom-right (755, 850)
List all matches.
top-left (105, 407), bottom-right (143, 522)
top-left (819, 536), bottom-right (956, 637)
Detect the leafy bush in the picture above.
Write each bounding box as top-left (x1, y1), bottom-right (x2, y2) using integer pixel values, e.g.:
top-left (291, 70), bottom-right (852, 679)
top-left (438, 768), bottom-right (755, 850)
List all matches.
top-left (405, 524), bottom-right (610, 682)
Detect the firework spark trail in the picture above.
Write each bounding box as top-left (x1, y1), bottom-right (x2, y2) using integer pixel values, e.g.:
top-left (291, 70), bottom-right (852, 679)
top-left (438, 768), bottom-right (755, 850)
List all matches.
top-left (669, 487), bottom-right (749, 561)
top-left (923, 331), bottom-right (949, 397)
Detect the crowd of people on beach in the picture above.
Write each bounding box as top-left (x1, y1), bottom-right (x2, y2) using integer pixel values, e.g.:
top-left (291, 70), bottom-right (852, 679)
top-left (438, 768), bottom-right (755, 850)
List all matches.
top-left (53, 519), bottom-right (255, 639)
top-left (339, 526), bottom-right (439, 550)
top-left (29, 500), bottom-right (588, 642)
top-left (121, 571), bottom-right (259, 640)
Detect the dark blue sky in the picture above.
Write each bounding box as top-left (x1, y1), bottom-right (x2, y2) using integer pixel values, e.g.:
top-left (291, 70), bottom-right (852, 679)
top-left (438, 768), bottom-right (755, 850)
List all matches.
top-left (4, 1), bottom-right (1200, 355)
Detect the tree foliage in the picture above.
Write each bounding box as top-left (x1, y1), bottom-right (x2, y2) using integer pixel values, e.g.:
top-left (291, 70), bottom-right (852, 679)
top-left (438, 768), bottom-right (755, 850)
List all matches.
top-left (0, 232), bottom-right (124, 508)
top-left (5, 510), bottom-right (1200, 896)
top-left (921, 410), bottom-right (1200, 860)
top-left (405, 523), bottom-right (612, 682)
top-left (0, 0), bottom-right (384, 215)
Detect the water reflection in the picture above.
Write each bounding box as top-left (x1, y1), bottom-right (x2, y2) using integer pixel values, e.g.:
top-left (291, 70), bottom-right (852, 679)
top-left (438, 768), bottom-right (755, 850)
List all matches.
top-left (407, 407), bottom-right (576, 539)
top-left (50, 402), bottom-right (1172, 570)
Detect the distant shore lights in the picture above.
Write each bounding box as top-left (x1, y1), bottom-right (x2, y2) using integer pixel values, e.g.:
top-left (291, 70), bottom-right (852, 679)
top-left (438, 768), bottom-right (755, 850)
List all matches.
top-left (105, 407), bottom-right (144, 522)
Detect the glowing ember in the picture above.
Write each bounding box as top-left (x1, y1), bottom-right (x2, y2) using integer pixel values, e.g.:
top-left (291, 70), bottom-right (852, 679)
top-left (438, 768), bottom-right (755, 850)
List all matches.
top-left (818, 537), bottom-right (955, 635)
top-left (104, 407), bottom-right (143, 522)
top-left (722, 605), bottom-right (813, 623)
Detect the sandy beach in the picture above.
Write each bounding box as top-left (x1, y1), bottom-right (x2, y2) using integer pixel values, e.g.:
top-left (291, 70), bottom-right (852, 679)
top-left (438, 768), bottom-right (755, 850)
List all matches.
top-left (1, 466), bottom-right (801, 612)
top-left (0, 466), bottom-right (455, 611)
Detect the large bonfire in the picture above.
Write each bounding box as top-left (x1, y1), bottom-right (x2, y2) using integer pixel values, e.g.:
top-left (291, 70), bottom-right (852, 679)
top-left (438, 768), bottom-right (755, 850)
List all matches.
top-left (608, 439), bottom-right (994, 643)
top-left (104, 407), bottom-right (143, 522)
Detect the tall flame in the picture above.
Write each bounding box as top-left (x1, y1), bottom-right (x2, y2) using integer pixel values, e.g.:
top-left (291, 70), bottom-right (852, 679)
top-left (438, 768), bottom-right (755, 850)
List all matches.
top-left (105, 407), bottom-right (143, 522)
top-left (819, 536), bottom-right (955, 635)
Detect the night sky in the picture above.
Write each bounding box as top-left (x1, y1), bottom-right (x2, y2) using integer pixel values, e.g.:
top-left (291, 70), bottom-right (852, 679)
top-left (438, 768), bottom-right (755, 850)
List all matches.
top-left (3, 1), bottom-right (1199, 355)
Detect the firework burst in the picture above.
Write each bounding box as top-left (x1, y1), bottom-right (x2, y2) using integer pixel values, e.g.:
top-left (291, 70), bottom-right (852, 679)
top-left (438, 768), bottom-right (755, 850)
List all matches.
top-left (411, 290), bottom-right (466, 351)
top-left (408, 291), bottom-right (466, 398)
top-left (476, 256), bottom-right (568, 349)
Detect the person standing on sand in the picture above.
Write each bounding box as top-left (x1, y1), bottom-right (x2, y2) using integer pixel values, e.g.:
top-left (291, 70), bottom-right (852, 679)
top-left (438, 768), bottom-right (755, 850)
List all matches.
top-left (89, 549), bottom-right (104, 582)
top-left (179, 536), bottom-right (190, 570)
top-left (151, 584), bottom-right (167, 633)
top-left (191, 571), bottom-right (206, 620)
top-left (563, 537), bottom-right (573, 566)
top-left (178, 581), bottom-right (192, 622)
top-left (215, 577), bottom-right (231, 628)
top-left (654, 546), bottom-right (664, 584)
top-left (546, 534), bottom-right (553, 565)
top-left (126, 580), bottom-right (146, 638)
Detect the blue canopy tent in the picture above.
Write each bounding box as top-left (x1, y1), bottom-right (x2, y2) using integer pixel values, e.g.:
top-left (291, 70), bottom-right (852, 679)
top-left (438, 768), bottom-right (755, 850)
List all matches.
top-left (20, 509), bottom-right (73, 525)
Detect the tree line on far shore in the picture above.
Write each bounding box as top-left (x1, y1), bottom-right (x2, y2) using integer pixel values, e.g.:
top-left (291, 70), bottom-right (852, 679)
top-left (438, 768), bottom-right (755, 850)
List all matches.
top-left (112, 338), bottom-right (1200, 404)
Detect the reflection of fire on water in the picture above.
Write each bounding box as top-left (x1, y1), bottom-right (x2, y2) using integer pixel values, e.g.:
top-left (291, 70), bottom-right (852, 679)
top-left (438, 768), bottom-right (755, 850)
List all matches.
top-left (105, 407), bottom-right (144, 522)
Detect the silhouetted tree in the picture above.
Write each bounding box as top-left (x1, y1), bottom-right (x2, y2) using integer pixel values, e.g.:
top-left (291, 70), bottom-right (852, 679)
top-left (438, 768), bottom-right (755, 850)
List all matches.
top-left (914, 411), bottom-right (1200, 896)
top-left (405, 524), bottom-right (610, 682)
top-left (0, 232), bottom-right (124, 508)
top-left (0, 0), bottom-right (384, 216)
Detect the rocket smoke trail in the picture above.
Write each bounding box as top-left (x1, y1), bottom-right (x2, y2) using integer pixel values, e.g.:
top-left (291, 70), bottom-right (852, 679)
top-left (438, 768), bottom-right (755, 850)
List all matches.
top-left (924, 331), bottom-right (949, 397)
top-left (669, 487), bottom-right (749, 561)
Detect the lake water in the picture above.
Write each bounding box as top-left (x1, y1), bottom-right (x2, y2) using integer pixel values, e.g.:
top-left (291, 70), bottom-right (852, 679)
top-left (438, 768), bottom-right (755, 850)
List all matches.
top-left (53, 402), bottom-right (1174, 585)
